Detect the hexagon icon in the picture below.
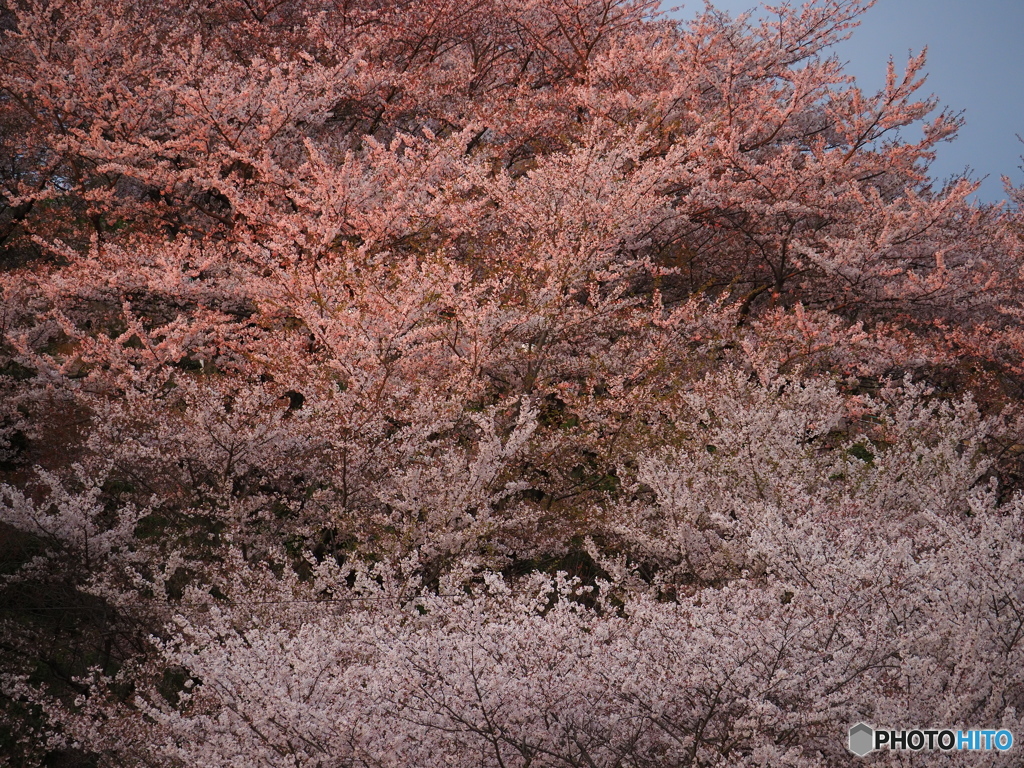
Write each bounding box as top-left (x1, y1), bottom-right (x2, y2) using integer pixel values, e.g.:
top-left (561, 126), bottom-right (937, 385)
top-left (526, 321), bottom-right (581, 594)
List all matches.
top-left (849, 723), bottom-right (874, 756)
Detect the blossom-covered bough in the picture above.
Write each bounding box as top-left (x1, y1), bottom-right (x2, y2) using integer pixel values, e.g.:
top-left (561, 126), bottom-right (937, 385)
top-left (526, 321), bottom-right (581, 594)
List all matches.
top-left (1, 0), bottom-right (1024, 765)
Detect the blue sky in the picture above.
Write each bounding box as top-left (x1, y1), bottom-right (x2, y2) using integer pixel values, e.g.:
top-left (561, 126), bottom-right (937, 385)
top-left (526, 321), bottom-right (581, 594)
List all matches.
top-left (664, 0), bottom-right (1024, 204)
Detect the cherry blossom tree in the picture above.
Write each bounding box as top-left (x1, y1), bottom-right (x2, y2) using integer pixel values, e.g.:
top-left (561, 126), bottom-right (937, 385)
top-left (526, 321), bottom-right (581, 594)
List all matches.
top-left (2, 0), bottom-right (1024, 765)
